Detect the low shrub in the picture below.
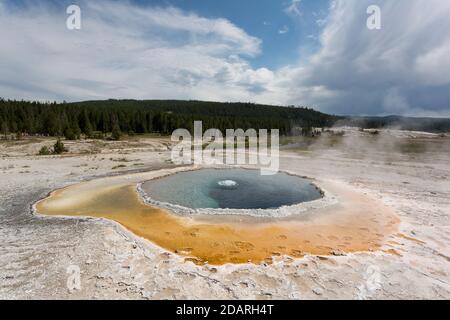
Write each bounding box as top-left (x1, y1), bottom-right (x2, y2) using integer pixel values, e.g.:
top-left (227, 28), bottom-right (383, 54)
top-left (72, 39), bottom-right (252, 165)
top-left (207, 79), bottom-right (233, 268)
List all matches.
top-left (38, 146), bottom-right (52, 155)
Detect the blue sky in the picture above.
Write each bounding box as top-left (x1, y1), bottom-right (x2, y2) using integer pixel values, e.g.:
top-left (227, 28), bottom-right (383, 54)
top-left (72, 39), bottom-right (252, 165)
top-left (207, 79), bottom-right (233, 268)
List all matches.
top-left (128, 0), bottom-right (330, 69)
top-left (5, 0), bottom-right (330, 69)
top-left (1, 0), bottom-right (450, 116)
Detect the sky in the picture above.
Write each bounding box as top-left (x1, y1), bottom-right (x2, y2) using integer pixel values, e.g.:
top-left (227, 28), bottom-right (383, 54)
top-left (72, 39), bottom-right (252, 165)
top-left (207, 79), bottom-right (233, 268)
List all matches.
top-left (0, 0), bottom-right (449, 116)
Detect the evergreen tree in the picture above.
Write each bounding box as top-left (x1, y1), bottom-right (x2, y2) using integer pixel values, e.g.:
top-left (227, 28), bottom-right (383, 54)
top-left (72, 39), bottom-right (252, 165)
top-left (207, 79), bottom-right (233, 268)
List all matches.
top-left (1, 121), bottom-right (8, 138)
top-left (79, 110), bottom-right (93, 137)
top-left (84, 121), bottom-right (93, 138)
top-left (64, 127), bottom-right (77, 140)
top-left (53, 139), bottom-right (67, 154)
top-left (71, 121), bottom-right (82, 139)
top-left (111, 123), bottom-right (121, 141)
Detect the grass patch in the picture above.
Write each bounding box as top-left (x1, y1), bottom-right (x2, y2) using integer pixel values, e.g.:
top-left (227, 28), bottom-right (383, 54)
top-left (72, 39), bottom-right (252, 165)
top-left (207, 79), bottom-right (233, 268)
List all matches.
top-left (111, 157), bottom-right (130, 162)
top-left (112, 164), bottom-right (127, 170)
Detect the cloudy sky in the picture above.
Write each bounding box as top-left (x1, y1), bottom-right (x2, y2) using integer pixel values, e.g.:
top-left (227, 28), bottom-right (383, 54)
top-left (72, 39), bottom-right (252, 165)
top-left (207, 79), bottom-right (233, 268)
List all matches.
top-left (1, 0), bottom-right (449, 116)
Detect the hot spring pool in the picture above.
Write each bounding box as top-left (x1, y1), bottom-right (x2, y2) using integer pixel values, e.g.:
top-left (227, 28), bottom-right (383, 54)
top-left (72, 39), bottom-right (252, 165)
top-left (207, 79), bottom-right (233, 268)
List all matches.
top-left (141, 168), bottom-right (322, 210)
top-left (36, 167), bottom-right (398, 265)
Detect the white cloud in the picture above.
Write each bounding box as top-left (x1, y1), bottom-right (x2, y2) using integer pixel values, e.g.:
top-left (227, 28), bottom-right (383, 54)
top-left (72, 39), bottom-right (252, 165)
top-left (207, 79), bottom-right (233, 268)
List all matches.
top-left (315, 18), bottom-right (327, 27)
top-left (284, 0), bottom-right (302, 18)
top-left (0, 0), bottom-right (268, 102)
top-left (267, 0), bottom-right (450, 116)
top-left (278, 26), bottom-right (289, 34)
top-left (415, 43), bottom-right (450, 86)
top-left (1, 0), bottom-right (450, 117)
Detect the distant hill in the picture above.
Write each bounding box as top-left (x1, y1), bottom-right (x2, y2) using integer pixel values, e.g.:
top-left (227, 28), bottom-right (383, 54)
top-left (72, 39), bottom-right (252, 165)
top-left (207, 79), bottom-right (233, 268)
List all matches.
top-left (0, 99), bottom-right (337, 137)
top-left (1, 98), bottom-right (448, 138)
top-left (338, 115), bottom-right (450, 133)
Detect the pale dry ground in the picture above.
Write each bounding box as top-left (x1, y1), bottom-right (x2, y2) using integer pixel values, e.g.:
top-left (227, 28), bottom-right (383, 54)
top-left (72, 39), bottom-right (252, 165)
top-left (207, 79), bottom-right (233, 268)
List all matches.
top-left (0, 131), bottom-right (449, 299)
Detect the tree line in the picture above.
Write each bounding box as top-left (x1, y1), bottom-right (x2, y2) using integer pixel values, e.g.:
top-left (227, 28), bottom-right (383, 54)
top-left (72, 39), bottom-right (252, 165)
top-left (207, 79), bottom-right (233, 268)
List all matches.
top-left (339, 116), bottom-right (450, 133)
top-left (0, 98), bottom-right (337, 139)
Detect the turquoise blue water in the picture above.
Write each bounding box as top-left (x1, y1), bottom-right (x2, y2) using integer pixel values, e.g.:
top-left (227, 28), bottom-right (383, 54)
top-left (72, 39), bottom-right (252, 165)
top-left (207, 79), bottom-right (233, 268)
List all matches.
top-left (142, 169), bottom-right (322, 210)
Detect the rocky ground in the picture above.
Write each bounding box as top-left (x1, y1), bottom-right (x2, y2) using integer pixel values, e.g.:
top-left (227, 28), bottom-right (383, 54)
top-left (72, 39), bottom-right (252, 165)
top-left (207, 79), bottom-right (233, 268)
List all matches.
top-left (0, 130), bottom-right (449, 299)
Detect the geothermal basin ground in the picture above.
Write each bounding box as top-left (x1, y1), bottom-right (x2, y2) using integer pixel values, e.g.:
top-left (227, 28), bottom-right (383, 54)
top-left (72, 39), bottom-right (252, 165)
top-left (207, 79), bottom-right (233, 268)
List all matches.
top-left (0, 129), bottom-right (449, 299)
